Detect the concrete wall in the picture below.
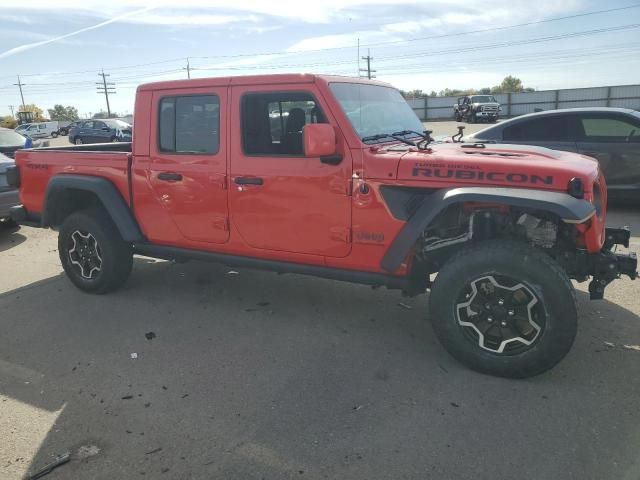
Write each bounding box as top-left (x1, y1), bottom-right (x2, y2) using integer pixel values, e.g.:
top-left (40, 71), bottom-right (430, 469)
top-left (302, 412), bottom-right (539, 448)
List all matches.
top-left (408, 84), bottom-right (640, 120)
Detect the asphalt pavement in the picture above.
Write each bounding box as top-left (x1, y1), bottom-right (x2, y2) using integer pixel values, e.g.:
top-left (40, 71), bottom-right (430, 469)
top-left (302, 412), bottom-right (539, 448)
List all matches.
top-left (1, 128), bottom-right (639, 480)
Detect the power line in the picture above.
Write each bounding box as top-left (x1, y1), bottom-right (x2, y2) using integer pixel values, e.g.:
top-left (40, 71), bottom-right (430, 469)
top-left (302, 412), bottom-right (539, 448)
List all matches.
top-left (0, 3), bottom-right (637, 81)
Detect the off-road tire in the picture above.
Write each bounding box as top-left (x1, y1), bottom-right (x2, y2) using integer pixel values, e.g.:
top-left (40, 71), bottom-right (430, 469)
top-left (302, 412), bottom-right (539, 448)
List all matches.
top-left (58, 208), bottom-right (133, 294)
top-left (429, 241), bottom-right (577, 378)
top-left (51, 131), bottom-right (59, 138)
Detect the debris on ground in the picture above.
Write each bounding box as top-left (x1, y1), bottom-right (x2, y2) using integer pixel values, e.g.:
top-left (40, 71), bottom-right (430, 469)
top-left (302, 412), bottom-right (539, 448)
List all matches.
top-left (352, 405), bottom-right (364, 411)
top-left (145, 332), bottom-right (156, 340)
top-left (24, 452), bottom-right (70, 480)
top-left (76, 445), bottom-right (100, 459)
top-left (121, 395), bottom-right (134, 400)
top-left (623, 344), bottom-right (640, 351)
top-left (130, 353), bottom-right (138, 359)
top-left (450, 402), bottom-right (460, 408)
top-left (397, 302), bottom-right (413, 310)
top-left (227, 270), bottom-right (239, 275)
top-left (145, 448), bottom-right (162, 455)
top-left (603, 341), bottom-right (640, 351)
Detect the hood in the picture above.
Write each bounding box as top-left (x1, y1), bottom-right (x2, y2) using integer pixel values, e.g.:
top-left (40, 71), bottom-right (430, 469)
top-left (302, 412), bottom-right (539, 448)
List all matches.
top-left (473, 102), bottom-right (500, 106)
top-left (392, 143), bottom-right (600, 192)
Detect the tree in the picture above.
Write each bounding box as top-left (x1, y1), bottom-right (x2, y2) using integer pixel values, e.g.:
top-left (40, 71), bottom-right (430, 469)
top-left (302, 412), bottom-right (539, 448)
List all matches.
top-left (92, 110), bottom-right (119, 119)
top-left (18, 104), bottom-right (46, 122)
top-left (492, 75), bottom-right (524, 93)
top-left (0, 116), bottom-right (17, 129)
top-left (48, 105), bottom-right (79, 121)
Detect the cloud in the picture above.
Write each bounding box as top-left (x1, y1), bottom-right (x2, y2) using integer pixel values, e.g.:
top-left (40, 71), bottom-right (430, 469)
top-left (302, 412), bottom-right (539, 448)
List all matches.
top-left (0, 6), bottom-right (155, 60)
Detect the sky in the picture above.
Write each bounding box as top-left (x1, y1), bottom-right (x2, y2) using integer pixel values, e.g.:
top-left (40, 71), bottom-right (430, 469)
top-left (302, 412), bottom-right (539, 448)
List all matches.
top-left (0, 0), bottom-right (639, 118)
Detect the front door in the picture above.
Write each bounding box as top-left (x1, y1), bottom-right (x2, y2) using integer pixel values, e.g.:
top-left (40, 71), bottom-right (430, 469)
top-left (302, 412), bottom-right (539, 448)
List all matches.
top-left (229, 86), bottom-right (352, 258)
top-left (501, 115), bottom-right (578, 153)
top-left (147, 88), bottom-right (229, 244)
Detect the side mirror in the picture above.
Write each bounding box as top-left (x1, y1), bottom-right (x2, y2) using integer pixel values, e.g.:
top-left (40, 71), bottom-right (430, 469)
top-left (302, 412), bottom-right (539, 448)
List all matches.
top-left (303, 124), bottom-right (336, 158)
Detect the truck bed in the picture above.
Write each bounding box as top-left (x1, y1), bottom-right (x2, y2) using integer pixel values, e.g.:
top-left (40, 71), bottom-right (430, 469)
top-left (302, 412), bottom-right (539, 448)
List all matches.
top-left (15, 143), bottom-right (133, 219)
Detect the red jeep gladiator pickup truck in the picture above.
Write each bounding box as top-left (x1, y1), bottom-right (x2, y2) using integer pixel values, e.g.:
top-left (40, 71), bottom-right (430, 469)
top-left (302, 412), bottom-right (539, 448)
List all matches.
top-left (8, 74), bottom-right (637, 377)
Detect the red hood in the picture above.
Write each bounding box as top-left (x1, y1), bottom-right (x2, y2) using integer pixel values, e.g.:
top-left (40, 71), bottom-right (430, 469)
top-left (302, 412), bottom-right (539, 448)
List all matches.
top-left (364, 142), bottom-right (601, 193)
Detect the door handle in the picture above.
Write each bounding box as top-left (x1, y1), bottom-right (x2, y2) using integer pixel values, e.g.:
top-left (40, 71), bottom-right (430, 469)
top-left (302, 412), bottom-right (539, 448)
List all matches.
top-left (234, 176), bottom-right (264, 185)
top-left (158, 172), bottom-right (183, 182)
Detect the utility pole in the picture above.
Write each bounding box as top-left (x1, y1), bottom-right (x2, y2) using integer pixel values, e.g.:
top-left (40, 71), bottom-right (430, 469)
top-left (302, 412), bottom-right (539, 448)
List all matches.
top-left (359, 49), bottom-right (376, 80)
top-left (8, 105), bottom-right (15, 118)
top-left (96, 69), bottom-right (116, 118)
top-left (13, 76), bottom-right (26, 108)
top-left (184, 57), bottom-right (191, 79)
top-left (357, 38), bottom-right (360, 77)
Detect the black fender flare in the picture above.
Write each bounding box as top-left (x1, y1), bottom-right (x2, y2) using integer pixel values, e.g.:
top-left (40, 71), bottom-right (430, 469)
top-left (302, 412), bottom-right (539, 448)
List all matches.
top-left (43, 174), bottom-right (144, 242)
top-left (380, 187), bottom-right (595, 273)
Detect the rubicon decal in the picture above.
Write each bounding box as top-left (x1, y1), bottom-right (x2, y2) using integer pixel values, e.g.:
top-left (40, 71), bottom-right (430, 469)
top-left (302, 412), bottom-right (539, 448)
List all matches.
top-left (412, 167), bottom-right (553, 185)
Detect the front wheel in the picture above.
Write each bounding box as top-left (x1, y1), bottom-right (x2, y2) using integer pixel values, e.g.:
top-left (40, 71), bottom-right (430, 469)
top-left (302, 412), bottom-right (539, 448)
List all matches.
top-left (51, 131), bottom-right (59, 138)
top-left (429, 241), bottom-right (577, 378)
top-left (58, 208), bottom-right (133, 294)
top-left (75, 137), bottom-right (83, 145)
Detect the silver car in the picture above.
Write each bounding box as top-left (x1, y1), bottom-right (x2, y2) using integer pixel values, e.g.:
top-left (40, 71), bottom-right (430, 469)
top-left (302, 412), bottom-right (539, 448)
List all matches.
top-left (466, 107), bottom-right (640, 198)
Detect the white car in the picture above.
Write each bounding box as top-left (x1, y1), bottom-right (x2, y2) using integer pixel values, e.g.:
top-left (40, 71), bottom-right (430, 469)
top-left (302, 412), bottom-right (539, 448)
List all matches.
top-left (15, 121), bottom-right (60, 139)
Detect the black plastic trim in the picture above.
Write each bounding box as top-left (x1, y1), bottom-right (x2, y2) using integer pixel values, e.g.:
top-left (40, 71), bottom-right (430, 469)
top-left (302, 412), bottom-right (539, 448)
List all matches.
top-left (381, 186), bottom-right (596, 272)
top-left (9, 205), bottom-right (41, 227)
top-left (133, 243), bottom-right (408, 290)
top-left (43, 175), bottom-right (144, 242)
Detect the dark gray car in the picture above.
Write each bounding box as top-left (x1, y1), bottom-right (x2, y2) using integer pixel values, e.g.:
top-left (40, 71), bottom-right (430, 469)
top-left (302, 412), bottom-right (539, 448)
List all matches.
top-left (0, 152), bottom-right (19, 224)
top-left (466, 107), bottom-right (640, 197)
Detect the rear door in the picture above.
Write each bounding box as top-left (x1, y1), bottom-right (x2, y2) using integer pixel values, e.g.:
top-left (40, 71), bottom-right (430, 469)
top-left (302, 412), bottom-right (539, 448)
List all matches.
top-left (147, 88), bottom-right (229, 244)
top-left (92, 121), bottom-right (109, 143)
top-left (501, 115), bottom-right (578, 152)
top-left (77, 121), bottom-right (94, 143)
top-left (574, 113), bottom-right (640, 192)
top-left (229, 85), bottom-right (352, 257)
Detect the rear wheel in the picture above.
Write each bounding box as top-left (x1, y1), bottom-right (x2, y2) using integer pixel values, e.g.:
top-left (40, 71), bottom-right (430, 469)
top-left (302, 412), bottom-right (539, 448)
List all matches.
top-left (58, 208), bottom-right (133, 294)
top-left (111, 136), bottom-right (119, 143)
top-left (429, 241), bottom-right (577, 378)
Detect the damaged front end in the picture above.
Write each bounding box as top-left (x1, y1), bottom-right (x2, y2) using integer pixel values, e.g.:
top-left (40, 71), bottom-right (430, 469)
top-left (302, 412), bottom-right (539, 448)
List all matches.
top-left (584, 227), bottom-right (637, 299)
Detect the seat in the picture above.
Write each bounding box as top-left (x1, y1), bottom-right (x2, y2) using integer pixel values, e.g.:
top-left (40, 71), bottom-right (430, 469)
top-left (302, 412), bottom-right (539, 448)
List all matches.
top-left (281, 108), bottom-right (306, 154)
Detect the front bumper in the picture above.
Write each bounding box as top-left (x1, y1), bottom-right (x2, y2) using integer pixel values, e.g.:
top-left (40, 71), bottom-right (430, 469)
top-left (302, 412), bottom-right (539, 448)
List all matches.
top-left (0, 189), bottom-right (19, 219)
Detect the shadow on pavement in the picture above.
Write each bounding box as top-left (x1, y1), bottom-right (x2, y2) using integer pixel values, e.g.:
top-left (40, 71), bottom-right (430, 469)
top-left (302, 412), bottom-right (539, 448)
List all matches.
top-left (0, 226), bottom-right (26, 253)
top-left (1, 260), bottom-right (639, 480)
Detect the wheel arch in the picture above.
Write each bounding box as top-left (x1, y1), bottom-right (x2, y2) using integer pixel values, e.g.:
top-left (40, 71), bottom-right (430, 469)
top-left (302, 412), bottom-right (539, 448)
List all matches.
top-left (380, 186), bottom-right (595, 273)
top-left (43, 174), bottom-right (144, 242)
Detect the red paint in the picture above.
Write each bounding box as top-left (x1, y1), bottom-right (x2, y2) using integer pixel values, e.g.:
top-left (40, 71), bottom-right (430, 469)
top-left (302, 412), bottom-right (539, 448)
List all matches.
top-left (15, 74), bottom-right (608, 276)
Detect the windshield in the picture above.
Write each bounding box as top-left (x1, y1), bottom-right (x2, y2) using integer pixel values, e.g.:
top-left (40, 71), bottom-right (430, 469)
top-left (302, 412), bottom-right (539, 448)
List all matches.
top-left (471, 95), bottom-right (497, 103)
top-left (0, 130), bottom-right (26, 146)
top-left (329, 83), bottom-right (424, 142)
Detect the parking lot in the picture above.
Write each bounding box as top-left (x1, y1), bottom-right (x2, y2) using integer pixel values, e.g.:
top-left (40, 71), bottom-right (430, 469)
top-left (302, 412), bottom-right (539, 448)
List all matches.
top-left (1, 191), bottom-right (639, 479)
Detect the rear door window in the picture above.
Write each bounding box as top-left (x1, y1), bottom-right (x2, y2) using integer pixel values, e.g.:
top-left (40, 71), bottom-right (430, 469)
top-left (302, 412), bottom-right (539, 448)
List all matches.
top-left (159, 95), bottom-right (220, 154)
